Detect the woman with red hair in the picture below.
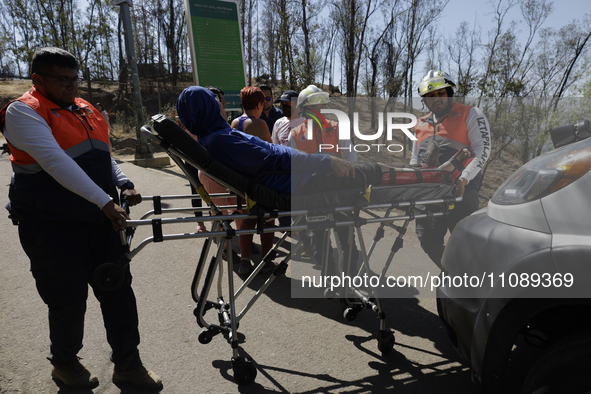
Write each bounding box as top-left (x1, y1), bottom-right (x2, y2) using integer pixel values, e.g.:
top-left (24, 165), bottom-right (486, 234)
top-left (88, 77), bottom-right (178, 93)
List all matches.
top-left (230, 86), bottom-right (275, 275)
top-left (230, 87), bottom-right (272, 143)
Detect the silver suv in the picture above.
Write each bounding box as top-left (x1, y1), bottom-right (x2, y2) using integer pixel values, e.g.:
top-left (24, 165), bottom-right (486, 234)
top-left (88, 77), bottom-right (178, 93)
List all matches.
top-left (437, 121), bottom-right (591, 394)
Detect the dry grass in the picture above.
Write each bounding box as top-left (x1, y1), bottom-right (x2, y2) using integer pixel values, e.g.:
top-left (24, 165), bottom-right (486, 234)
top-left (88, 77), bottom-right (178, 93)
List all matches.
top-left (0, 78), bottom-right (119, 106)
top-left (0, 79), bottom-right (33, 105)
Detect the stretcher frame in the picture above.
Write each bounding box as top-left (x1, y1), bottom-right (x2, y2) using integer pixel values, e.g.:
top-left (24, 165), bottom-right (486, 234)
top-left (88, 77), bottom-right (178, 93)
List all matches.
top-left (94, 114), bottom-right (462, 384)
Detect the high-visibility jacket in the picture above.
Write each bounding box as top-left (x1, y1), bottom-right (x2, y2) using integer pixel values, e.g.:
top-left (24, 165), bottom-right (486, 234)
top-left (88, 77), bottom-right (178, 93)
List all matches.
top-left (413, 102), bottom-right (481, 189)
top-left (0, 87), bottom-right (115, 222)
top-left (290, 118), bottom-right (342, 156)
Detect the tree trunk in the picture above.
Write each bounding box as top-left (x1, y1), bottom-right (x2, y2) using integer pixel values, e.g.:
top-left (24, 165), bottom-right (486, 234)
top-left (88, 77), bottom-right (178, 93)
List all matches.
top-left (169, 0), bottom-right (178, 86)
top-left (301, 0), bottom-right (312, 85)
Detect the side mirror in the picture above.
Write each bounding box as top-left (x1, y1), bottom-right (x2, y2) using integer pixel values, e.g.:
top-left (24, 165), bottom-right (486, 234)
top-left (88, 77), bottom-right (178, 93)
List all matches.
top-left (550, 120), bottom-right (591, 149)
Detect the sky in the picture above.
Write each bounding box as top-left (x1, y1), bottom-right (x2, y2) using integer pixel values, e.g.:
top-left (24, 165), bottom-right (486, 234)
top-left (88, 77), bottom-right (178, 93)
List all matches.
top-left (367, 0), bottom-right (590, 94)
top-left (313, 0), bottom-right (590, 94)
top-left (439, 0), bottom-right (589, 38)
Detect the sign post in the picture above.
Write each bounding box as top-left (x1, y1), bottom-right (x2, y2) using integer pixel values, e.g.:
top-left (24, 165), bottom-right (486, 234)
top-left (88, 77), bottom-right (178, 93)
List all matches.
top-left (183, 0), bottom-right (247, 111)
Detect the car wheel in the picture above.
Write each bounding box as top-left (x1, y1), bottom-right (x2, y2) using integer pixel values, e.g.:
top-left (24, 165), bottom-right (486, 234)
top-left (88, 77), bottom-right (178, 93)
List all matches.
top-left (521, 330), bottom-right (591, 394)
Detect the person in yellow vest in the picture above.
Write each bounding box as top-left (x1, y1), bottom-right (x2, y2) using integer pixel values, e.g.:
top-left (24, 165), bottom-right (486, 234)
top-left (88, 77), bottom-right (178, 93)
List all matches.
top-left (412, 70), bottom-right (491, 269)
top-left (0, 48), bottom-right (161, 390)
top-left (287, 85), bottom-right (357, 162)
top-left (287, 85), bottom-right (359, 269)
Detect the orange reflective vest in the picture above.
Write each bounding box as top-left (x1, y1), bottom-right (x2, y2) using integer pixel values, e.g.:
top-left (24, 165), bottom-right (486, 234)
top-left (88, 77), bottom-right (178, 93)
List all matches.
top-left (414, 102), bottom-right (471, 159)
top-left (290, 118), bottom-right (342, 156)
top-left (0, 87), bottom-right (114, 222)
top-left (414, 102), bottom-right (481, 189)
top-left (3, 87), bottom-right (110, 168)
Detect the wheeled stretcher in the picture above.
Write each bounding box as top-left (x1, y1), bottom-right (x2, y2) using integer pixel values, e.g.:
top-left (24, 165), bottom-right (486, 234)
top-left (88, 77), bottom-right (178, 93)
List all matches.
top-left (93, 114), bottom-right (463, 384)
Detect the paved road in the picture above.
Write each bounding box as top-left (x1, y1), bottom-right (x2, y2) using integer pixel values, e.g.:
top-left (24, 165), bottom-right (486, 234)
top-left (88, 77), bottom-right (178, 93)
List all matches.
top-left (0, 146), bottom-right (480, 394)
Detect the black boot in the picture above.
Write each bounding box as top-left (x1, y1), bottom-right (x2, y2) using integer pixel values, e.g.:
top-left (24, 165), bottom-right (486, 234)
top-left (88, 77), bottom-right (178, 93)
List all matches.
top-left (113, 354), bottom-right (162, 391)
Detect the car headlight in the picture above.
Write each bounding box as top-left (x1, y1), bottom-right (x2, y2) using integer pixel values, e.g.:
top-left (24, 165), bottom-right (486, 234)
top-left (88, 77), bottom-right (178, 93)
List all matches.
top-left (492, 137), bottom-right (591, 205)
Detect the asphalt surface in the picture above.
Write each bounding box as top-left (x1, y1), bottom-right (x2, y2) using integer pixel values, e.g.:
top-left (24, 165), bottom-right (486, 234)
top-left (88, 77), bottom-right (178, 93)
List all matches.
top-left (0, 146), bottom-right (481, 394)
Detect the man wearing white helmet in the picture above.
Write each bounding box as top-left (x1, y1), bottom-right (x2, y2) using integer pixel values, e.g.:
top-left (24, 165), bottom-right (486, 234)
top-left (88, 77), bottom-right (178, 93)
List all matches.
top-left (412, 70), bottom-right (491, 269)
top-left (288, 85), bottom-right (358, 267)
top-left (287, 85), bottom-right (356, 163)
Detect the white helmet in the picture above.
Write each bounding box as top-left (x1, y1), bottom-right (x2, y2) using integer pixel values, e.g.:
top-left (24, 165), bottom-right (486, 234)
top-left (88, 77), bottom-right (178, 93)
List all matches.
top-left (417, 70), bottom-right (456, 97)
top-left (297, 85), bottom-right (330, 107)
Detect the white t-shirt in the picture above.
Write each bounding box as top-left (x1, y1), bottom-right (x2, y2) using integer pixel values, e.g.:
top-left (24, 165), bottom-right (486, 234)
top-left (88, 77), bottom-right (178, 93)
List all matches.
top-left (271, 116), bottom-right (305, 146)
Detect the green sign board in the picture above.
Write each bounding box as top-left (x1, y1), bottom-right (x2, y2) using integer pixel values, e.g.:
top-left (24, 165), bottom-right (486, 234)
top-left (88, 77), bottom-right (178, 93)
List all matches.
top-left (184, 0), bottom-right (246, 111)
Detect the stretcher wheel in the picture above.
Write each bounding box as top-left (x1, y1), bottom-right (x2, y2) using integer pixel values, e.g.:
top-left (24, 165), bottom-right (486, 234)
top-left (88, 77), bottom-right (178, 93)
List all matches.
top-left (93, 263), bottom-right (125, 291)
top-left (340, 298), bottom-right (353, 311)
top-left (232, 356), bottom-right (257, 385)
top-left (193, 307), bottom-right (205, 328)
top-left (377, 329), bottom-right (395, 355)
top-left (343, 308), bottom-right (357, 322)
top-left (323, 288), bottom-right (335, 299)
top-left (198, 328), bottom-right (213, 344)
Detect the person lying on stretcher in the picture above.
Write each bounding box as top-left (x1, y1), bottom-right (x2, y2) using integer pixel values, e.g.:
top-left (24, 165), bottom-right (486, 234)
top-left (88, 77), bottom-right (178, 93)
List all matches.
top-left (176, 86), bottom-right (473, 194)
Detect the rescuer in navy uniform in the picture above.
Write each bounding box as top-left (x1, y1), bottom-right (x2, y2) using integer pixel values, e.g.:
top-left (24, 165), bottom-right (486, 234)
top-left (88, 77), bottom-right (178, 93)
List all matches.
top-left (0, 47), bottom-right (162, 391)
top-left (412, 70), bottom-right (491, 269)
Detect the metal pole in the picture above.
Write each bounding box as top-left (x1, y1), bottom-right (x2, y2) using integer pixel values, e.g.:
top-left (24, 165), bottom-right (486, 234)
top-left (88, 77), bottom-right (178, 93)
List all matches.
top-left (115, 0), bottom-right (153, 160)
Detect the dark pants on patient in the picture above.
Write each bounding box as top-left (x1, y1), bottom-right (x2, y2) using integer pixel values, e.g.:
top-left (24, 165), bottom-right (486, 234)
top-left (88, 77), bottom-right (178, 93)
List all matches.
top-left (18, 219), bottom-right (140, 366)
top-left (303, 162), bottom-right (381, 272)
top-left (302, 162), bottom-right (383, 194)
top-left (415, 188), bottom-right (479, 269)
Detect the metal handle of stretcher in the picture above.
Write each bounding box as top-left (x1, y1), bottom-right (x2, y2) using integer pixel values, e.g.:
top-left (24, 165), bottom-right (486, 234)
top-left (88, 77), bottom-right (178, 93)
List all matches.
top-left (121, 195), bottom-right (462, 261)
top-left (96, 185), bottom-right (462, 291)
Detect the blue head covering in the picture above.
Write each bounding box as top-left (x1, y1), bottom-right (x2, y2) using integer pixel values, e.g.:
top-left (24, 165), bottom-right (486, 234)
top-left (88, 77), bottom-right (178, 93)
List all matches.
top-left (176, 86), bottom-right (230, 139)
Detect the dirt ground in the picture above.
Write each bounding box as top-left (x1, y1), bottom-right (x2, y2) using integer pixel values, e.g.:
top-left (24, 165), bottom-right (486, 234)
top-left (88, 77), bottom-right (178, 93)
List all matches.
top-left (0, 80), bottom-right (31, 100)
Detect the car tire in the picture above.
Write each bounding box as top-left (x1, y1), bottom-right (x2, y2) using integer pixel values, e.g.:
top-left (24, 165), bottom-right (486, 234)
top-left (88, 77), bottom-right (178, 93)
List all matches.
top-left (521, 330), bottom-right (591, 394)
